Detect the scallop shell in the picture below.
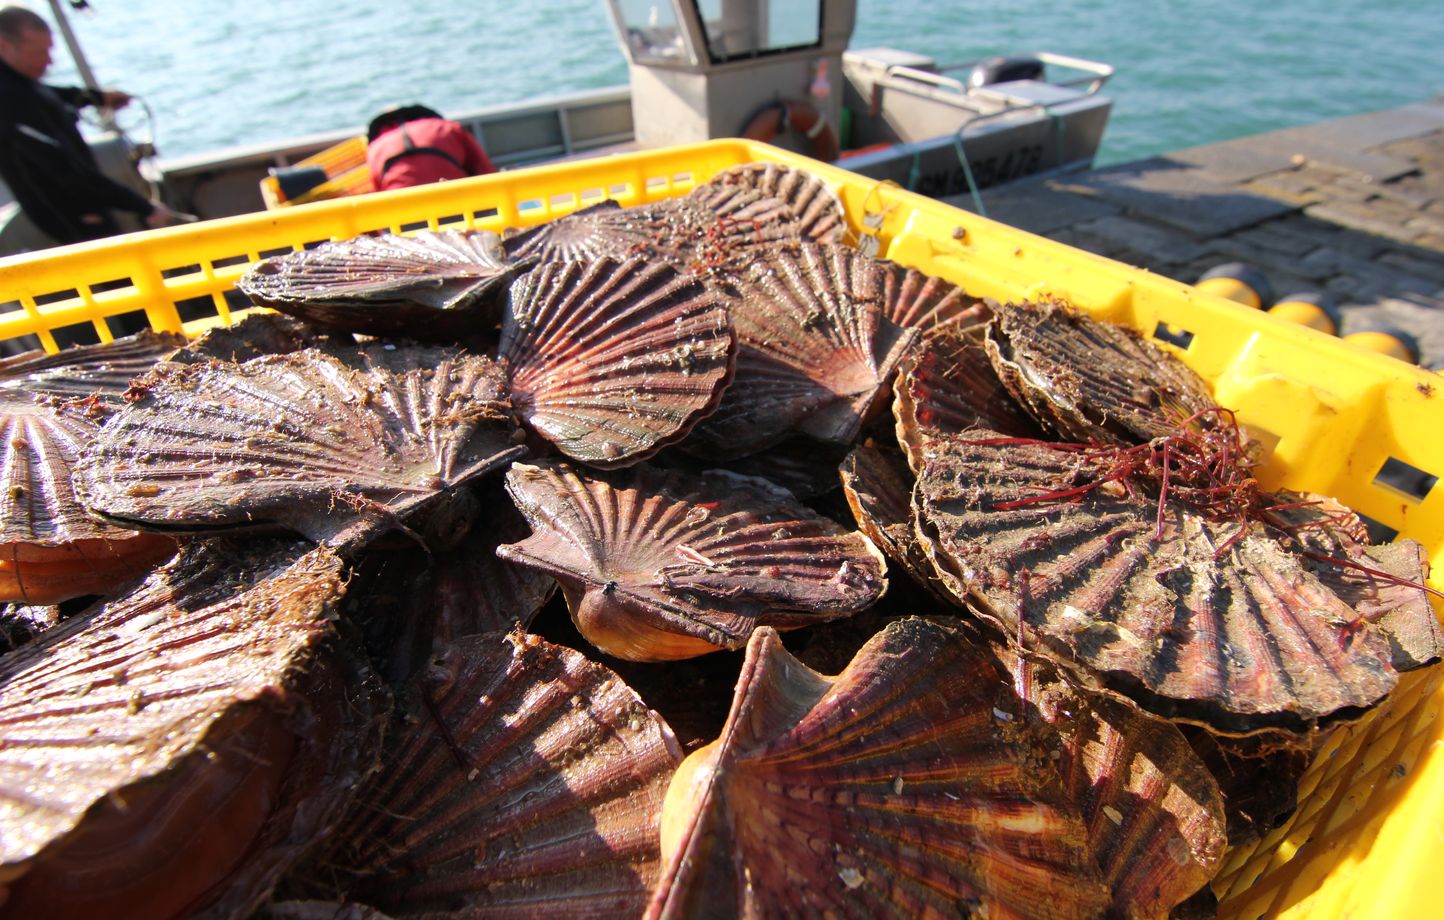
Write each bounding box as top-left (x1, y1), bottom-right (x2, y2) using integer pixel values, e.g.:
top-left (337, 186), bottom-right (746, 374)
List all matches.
top-left (236, 230), bottom-right (530, 340)
top-left (345, 486), bottom-right (558, 684)
top-left (647, 620), bottom-right (1111, 919)
top-left (686, 435), bottom-right (850, 500)
top-left (309, 630), bottom-right (682, 918)
top-left (1003, 651), bottom-right (1227, 919)
top-left (75, 345), bottom-right (525, 548)
top-left (497, 461), bottom-right (887, 661)
top-left (0, 330), bottom-right (184, 407)
top-left (498, 257), bottom-right (735, 468)
top-left (1181, 725), bottom-right (1316, 844)
top-left (882, 263), bottom-right (993, 332)
top-left (264, 903), bottom-right (393, 920)
top-left (0, 538), bottom-right (389, 919)
top-left (687, 243), bottom-right (919, 459)
top-left (893, 322), bottom-right (1044, 474)
top-left (838, 443), bottom-right (953, 603)
top-left (166, 311), bottom-right (330, 366)
top-left (501, 200), bottom-right (642, 263)
top-left (985, 300), bottom-right (1222, 445)
top-left (912, 431), bottom-right (1401, 733)
top-left (0, 386), bottom-right (177, 604)
top-left (692, 162), bottom-right (847, 244)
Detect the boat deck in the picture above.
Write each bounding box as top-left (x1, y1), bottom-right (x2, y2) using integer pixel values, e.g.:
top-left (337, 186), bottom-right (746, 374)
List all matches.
top-left (943, 97), bottom-right (1444, 367)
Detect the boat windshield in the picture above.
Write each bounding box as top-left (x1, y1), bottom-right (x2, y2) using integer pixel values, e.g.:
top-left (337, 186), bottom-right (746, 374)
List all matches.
top-left (692, 0), bottom-right (822, 63)
top-left (609, 1), bottom-right (700, 66)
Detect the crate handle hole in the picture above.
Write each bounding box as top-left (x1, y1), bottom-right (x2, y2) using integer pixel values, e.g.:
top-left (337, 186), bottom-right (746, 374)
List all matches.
top-left (1372, 457), bottom-right (1438, 502)
top-left (1153, 322), bottom-right (1194, 350)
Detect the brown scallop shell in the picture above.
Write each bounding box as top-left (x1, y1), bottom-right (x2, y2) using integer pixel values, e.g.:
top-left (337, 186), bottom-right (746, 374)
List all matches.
top-left (0, 386), bottom-right (177, 604)
top-left (308, 630), bottom-right (682, 918)
top-left (344, 486), bottom-right (558, 684)
top-left (686, 243), bottom-right (919, 459)
top-left (236, 230), bottom-right (531, 340)
top-left (74, 345), bottom-right (525, 548)
top-left (501, 200), bottom-right (641, 263)
top-left (1181, 725), bottom-right (1317, 845)
top-left (0, 538), bottom-right (389, 920)
top-left (0, 330), bottom-right (184, 402)
top-left (893, 321), bottom-right (1045, 474)
top-left (838, 443), bottom-right (954, 603)
top-left (912, 431), bottom-right (1400, 734)
top-left (166, 311), bottom-right (331, 366)
top-left (264, 903), bottom-right (393, 920)
top-left (497, 461), bottom-right (887, 661)
top-left (647, 620), bottom-right (1111, 919)
top-left (985, 300), bottom-right (1222, 445)
top-left (1003, 651), bottom-right (1227, 919)
top-left (498, 256), bottom-right (735, 468)
top-left (692, 162), bottom-right (847, 244)
top-left (882, 263), bottom-right (993, 332)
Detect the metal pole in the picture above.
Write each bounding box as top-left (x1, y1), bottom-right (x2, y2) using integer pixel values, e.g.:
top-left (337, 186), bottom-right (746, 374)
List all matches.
top-left (45, 0), bottom-right (117, 130)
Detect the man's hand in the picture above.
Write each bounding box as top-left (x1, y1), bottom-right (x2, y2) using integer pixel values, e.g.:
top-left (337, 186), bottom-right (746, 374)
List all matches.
top-left (98, 89), bottom-right (132, 111)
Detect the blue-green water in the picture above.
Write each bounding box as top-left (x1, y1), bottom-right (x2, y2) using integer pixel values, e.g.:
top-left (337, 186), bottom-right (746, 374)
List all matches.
top-left (39, 0), bottom-right (1444, 167)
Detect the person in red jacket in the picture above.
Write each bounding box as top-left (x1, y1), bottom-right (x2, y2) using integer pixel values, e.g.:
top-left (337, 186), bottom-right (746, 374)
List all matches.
top-left (365, 104), bottom-right (496, 191)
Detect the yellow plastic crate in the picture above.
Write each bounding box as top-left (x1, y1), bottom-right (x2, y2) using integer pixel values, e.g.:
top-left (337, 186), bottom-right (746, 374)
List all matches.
top-left (258, 135), bottom-right (375, 208)
top-left (0, 139), bottom-right (1440, 919)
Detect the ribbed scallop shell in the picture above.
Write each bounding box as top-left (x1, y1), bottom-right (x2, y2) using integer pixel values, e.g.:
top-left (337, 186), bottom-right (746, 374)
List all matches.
top-left (1003, 652), bottom-right (1227, 919)
top-left (985, 300), bottom-right (1221, 445)
top-left (674, 435), bottom-right (850, 500)
top-left (692, 162), bottom-right (847, 244)
top-left (839, 443), bottom-right (953, 602)
top-left (501, 200), bottom-right (643, 263)
top-left (912, 431), bottom-right (1400, 733)
top-left (75, 346), bottom-right (524, 547)
top-left (497, 461), bottom-right (887, 661)
top-left (0, 538), bottom-right (388, 920)
top-left (236, 230), bottom-right (529, 340)
top-left (1181, 725), bottom-right (1316, 844)
top-left (311, 631), bottom-right (682, 918)
top-left (498, 257), bottom-right (735, 468)
top-left (0, 389), bottom-right (177, 604)
top-left (345, 487), bottom-right (558, 684)
top-left (0, 330), bottom-right (184, 407)
top-left (646, 620), bottom-right (1110, 919)
top-left (893, 322), bottom-right (1044, 473)
top-left (167, 312), bottom-right (329, 366)
top-left (687, 243), bottom-right (918, 459)
top-left (882, 263), bottom-right (993, 332)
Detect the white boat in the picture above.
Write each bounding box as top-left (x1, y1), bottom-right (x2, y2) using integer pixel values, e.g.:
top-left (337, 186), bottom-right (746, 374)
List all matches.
top-left (0, 0), bottom-right (1113, 253)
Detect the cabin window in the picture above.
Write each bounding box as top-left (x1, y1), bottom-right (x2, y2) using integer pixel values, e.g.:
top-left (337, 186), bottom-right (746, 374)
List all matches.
top-left (693, 0), bottom-right (822, 63)
top-left (609, 1), bottom-right (701, 66)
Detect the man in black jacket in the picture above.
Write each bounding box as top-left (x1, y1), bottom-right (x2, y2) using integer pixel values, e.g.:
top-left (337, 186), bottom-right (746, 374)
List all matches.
top-left (0, 5), bottom-right (177, 246)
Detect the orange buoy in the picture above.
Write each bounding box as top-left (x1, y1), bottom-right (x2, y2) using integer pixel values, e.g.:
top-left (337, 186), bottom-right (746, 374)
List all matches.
top-left (739, 99), bottom-right (839, 163)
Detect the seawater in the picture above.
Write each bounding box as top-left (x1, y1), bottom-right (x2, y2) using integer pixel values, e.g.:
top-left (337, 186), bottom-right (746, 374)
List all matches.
top-left (39, 0), bottom-right (1444, 168)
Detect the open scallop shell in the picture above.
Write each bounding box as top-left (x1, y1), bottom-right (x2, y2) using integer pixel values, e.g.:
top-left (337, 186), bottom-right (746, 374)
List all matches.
top-left (497, 461), bottom-right (887, 661)
top-left (236, 230), bottom-right (531, 340)
top-left (0, 538), bottom-right (388, 920)
top-left (912, 431), bottom-right (1402, 734)
top-left (308, 630), bottom-right (682, 918)
top-left (686, 243), bottom-right (918, 459)
top-left (75, 345), bottom-right (525, 549)
top-left (985, 300), bottom-right (1222, 445)
top-left (647, 620), bottom-right (1110, 919)
top-left (345, 486), bottom-right (558, 684)
top-left (1002, 651), bottom-right (1227, 919)
top-left (893, 322), bottom-right (1045, 474)
top-left (498, 256), bottom-right (735, 468)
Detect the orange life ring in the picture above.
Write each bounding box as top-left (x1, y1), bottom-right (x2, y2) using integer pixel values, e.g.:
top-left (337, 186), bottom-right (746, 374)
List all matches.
top-left (739, 99), bottom-right (839, 163)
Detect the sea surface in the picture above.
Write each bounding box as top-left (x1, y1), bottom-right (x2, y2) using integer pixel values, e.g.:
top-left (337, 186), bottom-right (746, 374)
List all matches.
top-left (38, 0), bottom-right (1444, 168)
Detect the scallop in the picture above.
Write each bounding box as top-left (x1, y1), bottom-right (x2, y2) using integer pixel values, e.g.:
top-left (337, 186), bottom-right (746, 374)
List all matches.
top-left (496, 461), bottom-right (887, 661)
top-left (0, 329), bottom-right (184, 406)
top-left (647, 620), bottom-right (1111, 919)
top-left (893, 321), bottom-right (1045, 474)
top-left (691, 162), bottom-right (847, 245)
top-left (882, 263), bottom-right (993, 332)
top-left (74, 345), bottom-right (525, 549)
top-left (839, 443), bottom-right (953, 603)
top-left (1002, 651), bottom-right (1227, 919)
top-left (498, 256), bottom-right (735, 468)
top-left (235, 229), bottom-right (531, 340)
top-left (912, 430), bottom-right (1403, 734)
top-left (0, 538), bottom-right (389, 920)
top-left (686, 243), bottom-right (919, 459)
top-left (984, 299), bottom-right (1223, 446)
top-left (303, 630), bottom-right (682, 918)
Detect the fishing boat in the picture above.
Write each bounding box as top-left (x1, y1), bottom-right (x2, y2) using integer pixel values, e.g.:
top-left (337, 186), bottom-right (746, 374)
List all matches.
top-left (0, 0), bottom-right (1112, 252)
